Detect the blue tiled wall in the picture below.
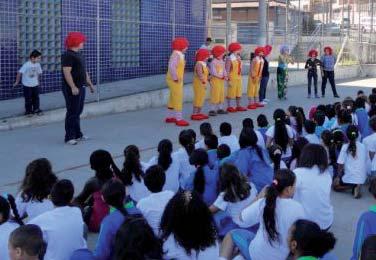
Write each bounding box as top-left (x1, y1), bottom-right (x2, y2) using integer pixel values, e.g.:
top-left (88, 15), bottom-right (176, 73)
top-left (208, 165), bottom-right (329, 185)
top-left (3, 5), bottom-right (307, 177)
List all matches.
top-left (0, 0), bottom-right (206, 100)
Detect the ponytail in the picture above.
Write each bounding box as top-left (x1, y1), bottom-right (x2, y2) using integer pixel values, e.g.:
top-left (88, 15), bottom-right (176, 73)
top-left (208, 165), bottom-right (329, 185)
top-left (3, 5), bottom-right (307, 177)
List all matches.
top-left (0, 194), bottom-right (24, 226)
top-left (346, 125), bottom-right (359, 158)
top-left (90, 150), bottom-right (121, 182)
top-left (289, 106), bottom-right (304, 135)
top-left (321, 130), bottom-right (337, 167)
top-left (102, 179), bottom-right (128, 217)
top-left (240, 128), bottom-right (265, 162)
top-left (157, 139), bottom-right (173, 171)
top-left (189, 149), bottom-right (209, 195)
top-left (273, 109), bottom-right (289, 153)
top-left (122, 145), bottom-right (143, 186)
top-left (193, 166), bottom-right (206, 194)
top-left (268, 145), bottom-right (282, 173)
top-left (7, 194), bottom-right (24, 226)
top-left (179, 130), bottom-right (195, 156)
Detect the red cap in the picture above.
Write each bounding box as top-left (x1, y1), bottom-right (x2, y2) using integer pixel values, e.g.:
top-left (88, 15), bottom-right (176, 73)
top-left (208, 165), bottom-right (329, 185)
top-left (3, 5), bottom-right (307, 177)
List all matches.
top-left (195, 49), bottom-right (211, 62)
top-left (324, 46), bottom-right (333, 55)
top-left (212, 45), bottom-right (226, 58)
top-left (308, 49), bottom-right (318, 57)
top-left (172, 37), bottom-right (189, 51)
top-left (255, 46), bottom-right (265, 56)
top-left (65, 32), bottom-right (86, 49)
top-left (228, 42), bottom-right (242, 53)
top-left (264, 45), bottom-right (272, 56)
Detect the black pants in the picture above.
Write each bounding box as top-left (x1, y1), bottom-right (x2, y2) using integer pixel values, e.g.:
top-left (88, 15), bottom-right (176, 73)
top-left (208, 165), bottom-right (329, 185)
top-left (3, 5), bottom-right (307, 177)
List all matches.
top-left (62, 86), bottom-right (86, 142)
top-left (23, 86), bottom-right (40, 113)
top-left (321, 70), bottom-right (338, 96)
top-left (307, 71), bottom-right (318, 96)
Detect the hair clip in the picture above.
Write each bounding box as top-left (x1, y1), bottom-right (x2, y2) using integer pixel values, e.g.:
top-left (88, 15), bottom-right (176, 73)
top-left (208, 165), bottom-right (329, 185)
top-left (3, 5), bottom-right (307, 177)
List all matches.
top-left (296, 109), bottom-right (299, 113)
top-left (347, 106), bottom-right (351, 109)
top-left (351, 132), bottom-right (357, 136)
top-left (273, 150), bottom-right (282, 155)
top-left (183, 191), bottom-right (193, 205)
top-left (276, 118), bottom-right (281, 121)
top-left (272, 179), bottom-right (278, 186)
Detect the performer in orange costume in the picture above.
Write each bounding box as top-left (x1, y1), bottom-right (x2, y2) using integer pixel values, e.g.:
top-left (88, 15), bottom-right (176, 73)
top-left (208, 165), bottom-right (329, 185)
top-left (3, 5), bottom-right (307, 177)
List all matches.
top-left (247, 46), bottom-right (265, 110)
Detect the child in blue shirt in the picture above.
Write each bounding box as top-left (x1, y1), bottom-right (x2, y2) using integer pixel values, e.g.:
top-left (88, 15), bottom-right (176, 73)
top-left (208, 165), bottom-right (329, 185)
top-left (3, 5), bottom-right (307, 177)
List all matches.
top-left (257, 114), bottom-right (269, 143)
top-left (204, 134), bottom-right (219, 169)
top-left (314, 110), bottom-right (326, 138)
top-left (355, 97), bottom-right (371, 140)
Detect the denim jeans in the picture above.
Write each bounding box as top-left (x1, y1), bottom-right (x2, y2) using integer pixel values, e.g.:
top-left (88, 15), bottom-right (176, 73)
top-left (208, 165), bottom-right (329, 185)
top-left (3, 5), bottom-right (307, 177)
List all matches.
top-left (23, 86), bottom-right (40, 113)
top-left (321, 70), bottom-right (338, 96)
top-left (307, 71), bottom-right (318, 96)
top-left (259, 76), bottom-right (269, 101)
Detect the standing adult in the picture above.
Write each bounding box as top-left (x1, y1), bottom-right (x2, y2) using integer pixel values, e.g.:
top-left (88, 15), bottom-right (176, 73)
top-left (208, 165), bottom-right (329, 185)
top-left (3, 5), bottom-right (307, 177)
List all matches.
top-left (200, 37), bottom-right (213, 50)
top-left (259, 45), bottom-right (272, 105)
top-left (61, 32), bottom-right (94, 145)
top-left (277, 45), bottom-right (294, 100)
top-left (321, 46), bottom-right (340, 98)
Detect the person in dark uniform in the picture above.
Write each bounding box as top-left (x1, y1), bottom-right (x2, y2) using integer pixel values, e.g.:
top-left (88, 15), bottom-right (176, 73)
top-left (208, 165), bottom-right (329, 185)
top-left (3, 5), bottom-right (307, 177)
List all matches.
top-left (305, 49), bottom-right (322, 99)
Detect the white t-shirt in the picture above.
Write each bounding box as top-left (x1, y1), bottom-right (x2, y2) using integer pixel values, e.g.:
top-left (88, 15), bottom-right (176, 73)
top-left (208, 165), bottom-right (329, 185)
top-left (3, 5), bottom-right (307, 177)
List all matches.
top-left (137, 190), bottom-right (174, 235)
top-left (163, 235), bottom-right (219, 260)
top-left (15, 194), bottom-right (54, 221)
top-left (270, 160), bottom-right (288, 170)
top-left (337, 142), bottom-right (368, 184)
top-left (147, 154), bottom-right (180, 192)
top-left (241, 198), bottom-right (305, 260)
top-left (29, 206), bottom-right (87, 260)
top-left (0, 222), bottom-right (19, 260)
top-left (265, 125), bottom-right (294, 158)
top-left (173, 148), bottom-right (196, 187)
top-left (304, 133), bottom-right (320, 144)
top-left (126, 162), bottom-right (150, 202)
top-left (293, 166), bottom-right (333, 230)
top-left (213, 183), bottom-right (257, 226)
top-left (195, 139), bottom-right (206, 149)
top-left (218, 135), bottom-right (240, 154)
top-left (363, 133), bottom-right (376, 171)
top-left (255, 130), bottom-right (266, 149)
top-left (19, 61), bottom-right (42, 87)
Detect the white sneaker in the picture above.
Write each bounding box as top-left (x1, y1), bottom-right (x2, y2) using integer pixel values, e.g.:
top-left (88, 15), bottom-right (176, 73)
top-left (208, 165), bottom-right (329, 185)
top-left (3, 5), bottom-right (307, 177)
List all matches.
top-left (260, 101), bottom-right (268, 105)
top-left (263, 98), bottom-right (270, 102)
top-left (66, 139), bottom-right (78, 145)
top-left (77, 135), bottom-right (89, 142)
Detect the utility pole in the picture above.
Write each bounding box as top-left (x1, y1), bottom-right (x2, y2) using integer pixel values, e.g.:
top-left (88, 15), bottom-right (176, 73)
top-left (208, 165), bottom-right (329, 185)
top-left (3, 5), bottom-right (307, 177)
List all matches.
top-left (226, 0), bottom-right (231, 45)
top-left (207, 0), bottom-right (213, 37)
top-left (285, 0), bottom-right (288, 43)
top-left (259, 0), bottom-right (267, 45)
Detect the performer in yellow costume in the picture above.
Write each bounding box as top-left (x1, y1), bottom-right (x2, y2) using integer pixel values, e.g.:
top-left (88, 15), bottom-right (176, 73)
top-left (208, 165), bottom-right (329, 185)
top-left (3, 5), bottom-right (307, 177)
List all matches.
top-left (191, 48), bottom-right (210, 121)
top-left (225, 42), bottom-right (247, 113)
top-left (208, 45), bottom-right (228, 116)
top-left (247, 46), bottom-right (265, 110)
top-left (165, 37), bottom-right (189, 127)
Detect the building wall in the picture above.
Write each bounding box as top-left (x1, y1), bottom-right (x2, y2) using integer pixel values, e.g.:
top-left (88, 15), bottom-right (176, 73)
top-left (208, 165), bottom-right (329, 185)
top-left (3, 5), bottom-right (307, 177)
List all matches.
top-left (0, 0), bottom-right (206, 100)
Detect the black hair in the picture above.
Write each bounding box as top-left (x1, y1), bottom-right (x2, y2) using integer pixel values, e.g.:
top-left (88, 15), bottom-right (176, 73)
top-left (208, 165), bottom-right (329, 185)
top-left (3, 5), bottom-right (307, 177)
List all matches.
top-left (325, 104), bottom-right (336, 119)
top-left (316, 104), bottom-right (326, 113)
top-left (217, 144), bottom-right (231, 160)
top-left (314, 111), bottom-right (326, 127)
top-left (358, 90), bottom-right (365, 96)
top-left (337, 109), bottom-right (352, 125)
top-left (200, 122), bottom-right (213, 137)
top-left (30, 49), bottom-right (42, 59)
top-left (304, 120), bottom-right (316, 134)
top-left (369, 94), bottom-right (376, 117)
top-left (289, 137), bottom-right (309, 169)
top-left (114, 216), bottom-right (163, 260)
top-left (369, 178), bottom-right (376, 199)
top-left (186, 129), bottom-right (197, 143)
top-left (257, 114), bottom-right (269, 128)
top-left (273, 109), bottom-right (289, 153)
top-left (369, 115), bottom-right (376, 132)
top-left (204, 134), bottom-right (218, 150)
top-left (219, 164), bottom-right (251, 202)
top-left (242, 118), bottom-right (254, 129)
top-left (206, 37), bottom-right (212, 42)
top-left (250, 52), bottom-right (255, 61)
top-left (90, 150), bottom-right (121, 182)
top-left (321, 130), bottom-right (337, 169)
top-left (239, 128), bottom-right (265, 162)
top-left (179, 130), bottom-right (195, 156)
top-left (268, 145), bottom-right (283, 173)
top-left (288, 106), bottom-right (305, 135)
top-left (347, 125), bottom-right (359, 158)
top-left (189, 149), bottom-right (209, 195)
top-left (102, 179), bottom-right (128, 217)
top-left (160, 191), bottom-right (217, 255)
top-left (122, 145), bottom-right (144, 186)
top-left (157, 139), bottom-right (173, 171)
top-left (264, 169), bottom-right (296, 243)
top-left (361, 235), bottom-right (376, 260)
top-left (298, 107), bottom-right (306, 121)
top-left (298, 144), bottom-right (329, 173)
top-left (343, 98), bottom-right (355, 113)
top-left (355, 97), bottom-right (366, 109)
top-left (220, 122), bottom-right (232, 136)
top-left (372, 88), bottom-right (376, 95)
top-left (291, 219), bottom-right (336, 258)
top-left (9, 224), bottom-right (46, 258)
top-left (0, 194), bottom-right (24, 226)
top-left (144, 165), bottom-right (166, 193)
top-left (333, 129), bottom-right (345, 154)
top-left (20, 158), bottom-right (58, 203)
top-left (50, 179), bottom-right (74, 207)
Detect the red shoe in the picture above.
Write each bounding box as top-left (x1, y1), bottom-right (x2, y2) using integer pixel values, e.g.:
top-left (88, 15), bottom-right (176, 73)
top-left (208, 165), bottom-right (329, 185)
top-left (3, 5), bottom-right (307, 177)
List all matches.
top-left (255, 102), bottom-right (264, 108)
top-left (247, 104), bottom-right (257, 110)
top-left (227, 107), bottom-right (237, 113)
top-left (165, 117), bottom-right (176, 123)
top-left (198, 113), bottom-right (209, 119)
top-left (176, 119), bottom-right (190, 127)
top-left (236, 106), bottom-right (247, 112)
top-left (191, 114), bottom-right (204, 121)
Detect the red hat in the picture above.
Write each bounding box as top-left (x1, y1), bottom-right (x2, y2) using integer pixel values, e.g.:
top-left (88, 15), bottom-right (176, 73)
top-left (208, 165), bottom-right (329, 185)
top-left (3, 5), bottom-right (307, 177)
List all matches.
top-left (212, 45), bottom-right (226, 58)
top-left (308, 49), bottom-right (318, 57)
top-left (195, 49), bottom-right (210, 62)
top-left (172, 37), bottom-right (189, 51)
top-left (264, 45), bottom-right (272, 56)
top-left (228, 42), bottom-right (242, 53)
top-left (324, 46), bottom-right (333, 55)
top-left (65, 32), bottom-right (86, 49)
top-left (255, 46), bottom-right (265, 56)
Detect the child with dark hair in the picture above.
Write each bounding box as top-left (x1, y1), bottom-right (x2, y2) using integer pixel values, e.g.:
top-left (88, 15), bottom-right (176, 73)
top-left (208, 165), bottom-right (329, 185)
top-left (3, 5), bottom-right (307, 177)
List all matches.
top-left (147, 139), bottom-right (180, 192)
top-left (269, 145), bottom-right (287, 172)
top-left (217, 144), bottom-right (231, 162)
top-left (355, 97), bottom-right (372, 140)
top-left (368, 94), bottom-right (376, 118)
top-left (323, 104), bottom-right (337, 130)
top-left (363, 115), bottom-right (376, 178)
top-left (294, 144), bottom-right (333, 230)
top-left (196, 122), bottom-right (213, 149)
top-left (257, 114), bottom-right (269, 143)
top-left (242, 117), bottom-right (267, 149)
top-left (335, 126), bottom-right (368, 198)
top-left (205, 134), bottom-right (219, 169)
top-left (289, 137), bottom-right (309, 170)
top-left (314, 110), bottom-right (326, 138)
top-left (137, 165), bottom-right (174, 235)
top-left (351, 179), bottom-right (376, 260)
top-left (0, 194), bottom-right (24, 260)
top-left (321, 130), bottom-right (338, 177)
top-left (8, 224), bottom-right (46, 260)
top-left (336, 109), bottom-right (353, 139)
top-left (16, 158), bottom-right (57, 221)
top-left (74, 150), bottom-right (121, 232)
top-left (288, 106), bottom-right (305, 136)
top-left (304, 120), bottom-right (320, 144)
top-left (220, 169), bottom-right (305, 260)
top-left (121, 145), bottom-right (150, 202)
top-left (29, 179), bottom-right (86, 260)
top-left (113, 216), bottom-right (163, 260)
top-left (160, 191), bottom-right (219, 258)
top-left (94, 179), bottom-right (139, 260)
top-left (288, 219), bottom-right (336, 259)
top-left (219, 122), bottom-right (240, 153)
top-left (184, 149), bottom-right (219, 205)
top-left (14, 50), bottom-right (43, 116)
top-left (343, 97), bottom-right (358, 125)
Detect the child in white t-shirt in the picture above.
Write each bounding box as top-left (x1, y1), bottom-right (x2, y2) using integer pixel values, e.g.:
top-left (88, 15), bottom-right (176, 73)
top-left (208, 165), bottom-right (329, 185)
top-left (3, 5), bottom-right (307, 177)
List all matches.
top-left (304, 120), bottom-right (320, 144)
top-left (363, 116), bottom-right (376, 177)
top-left (268, 144), bottom-right (287, 173)
top-left (13, 50), bottom-right (43, 116)
top-left (196, 122), bottom-right (214, 149)
top-left (218, 122), bottom-right (240, 153)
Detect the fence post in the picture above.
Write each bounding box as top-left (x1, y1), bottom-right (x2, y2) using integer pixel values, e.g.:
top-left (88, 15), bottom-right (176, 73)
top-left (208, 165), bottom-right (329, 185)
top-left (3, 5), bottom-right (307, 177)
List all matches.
top-left (371, 0), bottom-right (374, 43)
top-left (285, 0), bottom-right (288, 44)
top-left (259, 0), bottom-right (267, 45)
top-left (207, 0), bottom-right (213, 37)
top-left (226, 0), bottom-right (231, 45)
top-left (172, 0), bottom-right (176, 39)
top-left (96, 0), bottom-right (100, 102)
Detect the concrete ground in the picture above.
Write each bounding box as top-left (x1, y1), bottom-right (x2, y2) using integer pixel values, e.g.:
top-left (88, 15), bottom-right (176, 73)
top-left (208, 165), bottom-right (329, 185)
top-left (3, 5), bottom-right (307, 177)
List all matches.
top-left (1, 77), bottom-right (375, 259)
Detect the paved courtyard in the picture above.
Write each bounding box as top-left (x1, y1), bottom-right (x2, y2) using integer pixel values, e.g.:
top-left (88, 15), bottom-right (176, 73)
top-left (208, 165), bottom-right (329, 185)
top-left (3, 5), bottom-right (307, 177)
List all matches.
top-left (1, 77), bottom-right (376, 259)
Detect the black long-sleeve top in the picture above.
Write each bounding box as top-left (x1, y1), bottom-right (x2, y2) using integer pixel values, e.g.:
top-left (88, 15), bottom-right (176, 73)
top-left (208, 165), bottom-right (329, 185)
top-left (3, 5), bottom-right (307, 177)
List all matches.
top-left (305, 58), bottom-right (322, 73)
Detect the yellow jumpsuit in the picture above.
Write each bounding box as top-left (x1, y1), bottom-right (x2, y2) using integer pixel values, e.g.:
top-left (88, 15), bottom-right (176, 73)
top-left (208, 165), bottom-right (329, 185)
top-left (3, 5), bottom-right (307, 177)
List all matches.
top-left (193, 61), bottom-right (209, 108)
top-left (227, 56), bottom-right (243, 99)
top-left (210, 59), bottom-right (226, 105)
top-left (166, 52), bottom-right (185, 111)
top-left (247, 56), bottom-right (264, 98)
